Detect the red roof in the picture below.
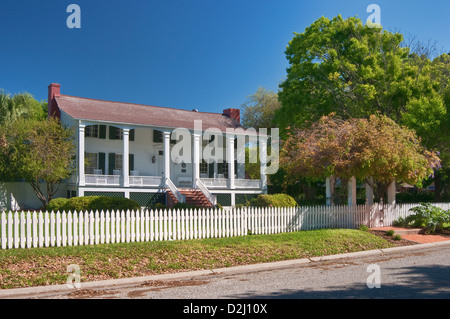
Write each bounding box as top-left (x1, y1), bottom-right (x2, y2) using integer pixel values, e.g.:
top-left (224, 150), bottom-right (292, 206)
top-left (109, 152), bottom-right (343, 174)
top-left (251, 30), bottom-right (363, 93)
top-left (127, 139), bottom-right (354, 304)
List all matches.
top-left (56, 95), bottom-right (242, 131)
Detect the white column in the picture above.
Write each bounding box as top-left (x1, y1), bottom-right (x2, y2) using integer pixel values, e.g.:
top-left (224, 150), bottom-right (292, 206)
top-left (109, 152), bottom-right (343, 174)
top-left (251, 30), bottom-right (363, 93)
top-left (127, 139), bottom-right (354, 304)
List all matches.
top-left (122, 128), bottom-right (130, 187)
top-left (226, 135), bottom-right (235, 189)
top-left (78, 123), bottom-right (85, 187)
top-left (259, 136), bottom-right (267, 192)
top-left (163, 131), bottom-right (171, 186)
top-left (387, 180), bottom-right (396, 206)
top-left (192, 133), bottom-right (200, 187)
top-left (236, 135), bottom-right (245, 179)
top-left (348, 176), bottom-right (357, 206)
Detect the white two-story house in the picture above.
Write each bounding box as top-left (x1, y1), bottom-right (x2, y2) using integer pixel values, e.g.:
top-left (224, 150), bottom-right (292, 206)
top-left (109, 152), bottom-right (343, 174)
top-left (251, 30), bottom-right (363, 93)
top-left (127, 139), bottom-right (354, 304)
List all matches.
top-left (47, 83), bottom-right (268, 208)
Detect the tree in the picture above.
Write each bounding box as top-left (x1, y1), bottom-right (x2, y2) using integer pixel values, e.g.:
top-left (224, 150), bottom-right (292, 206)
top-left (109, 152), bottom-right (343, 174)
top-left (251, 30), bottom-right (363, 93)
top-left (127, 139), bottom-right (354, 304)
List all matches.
top-left (425, 53), bottom-right (450, 199)
top-left (275, 15), bottom-right (446, 137)
top-left (280, 114), bottom-right (441, 203)
top-left (0, 90), bottom-right (46, 125)
top-left (275, 15), bottom-right (449, 199)
top-left (240, 87), bottom-right (280, 129)
top-left (0, 117), bottom-right (75, 208)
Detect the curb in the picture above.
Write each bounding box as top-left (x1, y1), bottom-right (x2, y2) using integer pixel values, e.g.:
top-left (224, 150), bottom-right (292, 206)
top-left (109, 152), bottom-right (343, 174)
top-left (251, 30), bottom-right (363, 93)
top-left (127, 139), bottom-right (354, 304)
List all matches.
top-left (1, 240), bottom-right (450, 299)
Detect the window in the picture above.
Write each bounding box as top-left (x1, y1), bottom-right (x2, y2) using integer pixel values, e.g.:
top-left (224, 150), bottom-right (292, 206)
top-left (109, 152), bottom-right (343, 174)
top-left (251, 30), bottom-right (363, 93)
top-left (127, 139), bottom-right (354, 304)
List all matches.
top-left (85, 125), bottom-right (99, 138)
top-left (85, 152), bottom-right (98, 174)
top-left (115, 128), bottom-right (123, 140)
top-left (115, 154), bottom-right (123, 170)
top-left (153, 130), bottom-right (175, 144)
top-left (153, 130), bottom-right (163, 143)
top-left (109, 126), bottom-right (135, 141)
top-left (85, 125), bottom-right (106, 139)
top-left (108, 153), bottom-right (134, 175)
top-left (200, 160), bottom-right (208, 176)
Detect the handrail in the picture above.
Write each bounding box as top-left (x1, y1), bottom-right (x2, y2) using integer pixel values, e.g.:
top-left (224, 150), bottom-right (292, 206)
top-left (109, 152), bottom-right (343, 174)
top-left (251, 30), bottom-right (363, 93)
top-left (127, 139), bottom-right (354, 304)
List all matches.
top-left (196, 178), bottom-right (217, 206)
top-left (166, 178), bottom-right (185, 203)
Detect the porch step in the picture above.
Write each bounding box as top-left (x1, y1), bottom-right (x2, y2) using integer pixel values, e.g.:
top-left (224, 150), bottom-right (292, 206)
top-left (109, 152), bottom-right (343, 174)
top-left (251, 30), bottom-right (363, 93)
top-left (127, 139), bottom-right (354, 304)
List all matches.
top-left (166, 189), bottom-right (214, 208)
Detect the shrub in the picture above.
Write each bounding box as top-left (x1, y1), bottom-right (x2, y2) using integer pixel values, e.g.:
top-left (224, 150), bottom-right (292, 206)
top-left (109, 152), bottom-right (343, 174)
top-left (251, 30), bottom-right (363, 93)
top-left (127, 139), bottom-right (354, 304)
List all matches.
top-left (394, 203), bottom-right (450, 234)
top-left (250, 193), bottom-right (297, 207)
top-left (385, 230), bottom-right (395, 236)
top-left (47, 196), bottom-right (141, 212)
top-left (393, 235), bottom-right (402, 241)
top-left (359, 225), bottom-right (369, 232)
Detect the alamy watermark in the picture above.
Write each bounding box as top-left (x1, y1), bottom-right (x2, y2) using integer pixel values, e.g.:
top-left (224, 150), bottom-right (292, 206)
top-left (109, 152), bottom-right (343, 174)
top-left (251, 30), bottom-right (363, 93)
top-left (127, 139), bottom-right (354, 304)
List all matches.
top-left (366, 4), bottom-right (381, 28)
top-left (66, 4), bottom-right (81, 29)
top-left (170, 120), bottom-right (280, 175)
top-left (366, 264), bottom-right (381, 288)
top-left (67, 264), bottom-right (81, 289)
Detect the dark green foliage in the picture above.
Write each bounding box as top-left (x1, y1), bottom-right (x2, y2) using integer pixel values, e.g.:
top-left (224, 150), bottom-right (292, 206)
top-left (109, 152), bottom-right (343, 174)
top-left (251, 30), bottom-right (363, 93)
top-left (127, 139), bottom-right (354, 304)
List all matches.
top-left (47, 196), bottom-right (141, 212)
top-left (396, 191), bottom-right (435, 203)
top-left (250, 193), bottom-right (297, 207)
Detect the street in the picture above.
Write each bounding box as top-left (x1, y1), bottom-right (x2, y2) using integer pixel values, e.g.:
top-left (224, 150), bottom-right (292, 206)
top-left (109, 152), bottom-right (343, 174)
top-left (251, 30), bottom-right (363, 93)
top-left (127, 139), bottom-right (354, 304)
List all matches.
top-left (41, 243), bottom-right (450, 300)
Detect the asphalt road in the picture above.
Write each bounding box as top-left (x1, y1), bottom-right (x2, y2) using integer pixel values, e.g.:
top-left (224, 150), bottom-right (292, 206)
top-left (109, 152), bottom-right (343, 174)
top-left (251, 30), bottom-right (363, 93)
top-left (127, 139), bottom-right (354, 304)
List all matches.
top-left (38, 243), bottom-right (450, 300)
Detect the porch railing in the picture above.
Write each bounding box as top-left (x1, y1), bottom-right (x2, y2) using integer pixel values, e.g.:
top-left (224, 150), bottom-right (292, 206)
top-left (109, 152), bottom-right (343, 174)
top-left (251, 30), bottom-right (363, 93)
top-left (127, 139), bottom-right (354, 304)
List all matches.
top-left (200, 178), bottom-right (261, 189)
top-left (166, 178), bottom-right (185, 203)
top-left (234, 179), bottom-right (261, 189)
top-left (199, 178), bottom-right (228, 188)
top-left (85, 174), bottom-right (120, 186)
top-left (80, 175), bottom-right (261, 189)
top-left (196, 178), bottom-right (217, 206)
top-left (129, 176), bottom-right (163, 187)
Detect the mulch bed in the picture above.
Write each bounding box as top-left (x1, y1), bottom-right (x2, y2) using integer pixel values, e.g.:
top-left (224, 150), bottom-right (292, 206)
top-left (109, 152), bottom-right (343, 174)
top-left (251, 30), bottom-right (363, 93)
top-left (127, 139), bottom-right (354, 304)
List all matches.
top-left (369, 227), bottom-right (450, 245)
top-left (368, 229), bottom-right (419, 246)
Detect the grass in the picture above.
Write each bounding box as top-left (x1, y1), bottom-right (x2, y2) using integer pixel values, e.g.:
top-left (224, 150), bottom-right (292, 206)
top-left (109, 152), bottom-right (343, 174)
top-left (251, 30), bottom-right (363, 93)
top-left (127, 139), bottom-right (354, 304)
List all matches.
top-left (0, 229), bottom-right (395, 289)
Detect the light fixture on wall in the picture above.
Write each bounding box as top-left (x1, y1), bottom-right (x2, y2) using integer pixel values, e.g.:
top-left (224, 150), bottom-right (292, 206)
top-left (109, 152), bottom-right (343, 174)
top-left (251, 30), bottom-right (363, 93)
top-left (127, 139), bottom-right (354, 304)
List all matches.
top-left (151, 155), bottom-right (156, 163)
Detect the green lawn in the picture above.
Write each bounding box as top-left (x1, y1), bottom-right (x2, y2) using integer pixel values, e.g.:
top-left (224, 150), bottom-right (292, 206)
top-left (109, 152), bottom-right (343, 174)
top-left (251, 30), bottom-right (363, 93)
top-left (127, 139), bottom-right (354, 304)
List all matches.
top-left (0, 228), bottom-right (394, 289)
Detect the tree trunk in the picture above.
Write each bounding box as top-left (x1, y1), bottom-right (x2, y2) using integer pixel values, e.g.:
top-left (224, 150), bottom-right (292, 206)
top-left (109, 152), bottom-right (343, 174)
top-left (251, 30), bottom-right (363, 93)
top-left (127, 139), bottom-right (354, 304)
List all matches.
top-left (29, 181), bottom-right (49, 209)
top-left (434, 173), bottom-right (444, 201)
top-left (374, 181), bottom-right (390, 204)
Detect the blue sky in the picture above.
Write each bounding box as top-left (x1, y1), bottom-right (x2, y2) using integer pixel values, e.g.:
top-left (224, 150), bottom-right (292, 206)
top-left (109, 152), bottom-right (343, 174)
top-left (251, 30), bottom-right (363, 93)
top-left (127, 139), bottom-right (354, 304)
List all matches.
top-left (0, 0), bottom-right (449, 114)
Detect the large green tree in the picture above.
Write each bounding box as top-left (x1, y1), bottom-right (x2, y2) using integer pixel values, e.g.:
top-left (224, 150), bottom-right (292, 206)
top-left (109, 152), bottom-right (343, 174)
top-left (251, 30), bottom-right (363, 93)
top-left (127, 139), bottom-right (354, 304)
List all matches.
top-left (275, 15), bottom-right (448, 199)
top-left (275, 15), bottom-right (446, 135)
top-left (0, 117), bottom-right (75, 208)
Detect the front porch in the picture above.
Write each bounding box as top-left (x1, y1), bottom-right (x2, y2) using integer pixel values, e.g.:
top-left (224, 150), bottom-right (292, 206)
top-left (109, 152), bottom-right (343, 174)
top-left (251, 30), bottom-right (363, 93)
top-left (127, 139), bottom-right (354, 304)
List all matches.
top-left (69, 122), bottom-right (266, 207)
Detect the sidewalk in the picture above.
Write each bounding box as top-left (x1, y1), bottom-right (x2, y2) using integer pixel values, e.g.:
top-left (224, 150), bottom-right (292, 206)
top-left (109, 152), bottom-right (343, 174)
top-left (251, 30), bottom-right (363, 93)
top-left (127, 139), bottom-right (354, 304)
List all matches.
top-left (1, 239), bottom-right (450, 299)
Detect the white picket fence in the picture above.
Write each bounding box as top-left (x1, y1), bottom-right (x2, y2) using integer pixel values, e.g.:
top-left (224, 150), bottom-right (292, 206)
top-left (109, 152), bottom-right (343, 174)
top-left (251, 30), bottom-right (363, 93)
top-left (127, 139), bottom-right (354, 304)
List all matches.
top-left (1, 203), bottom-right (449, 250)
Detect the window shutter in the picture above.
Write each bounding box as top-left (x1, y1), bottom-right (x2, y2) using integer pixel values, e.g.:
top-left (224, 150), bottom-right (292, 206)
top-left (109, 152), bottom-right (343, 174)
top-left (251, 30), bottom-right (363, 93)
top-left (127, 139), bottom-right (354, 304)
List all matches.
top-left (98, 152), bottom-right (106, 174)
top-left (129, 129), bottom-right (135, 141)
top-left (109, 126), bottom-right (116, 140)
top-left (108, 153), bottom-right (115, 175)
top-left (208, 162), bottom-right (214, 178)
top-left (99, 125), bottom-right (106, 139)
top-left (129, 154), bottom-right (134, 173)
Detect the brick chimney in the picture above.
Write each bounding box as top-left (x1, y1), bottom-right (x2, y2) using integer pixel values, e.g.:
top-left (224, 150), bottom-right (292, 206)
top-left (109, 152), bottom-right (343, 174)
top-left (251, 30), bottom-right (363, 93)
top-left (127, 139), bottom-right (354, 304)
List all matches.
top-left (48, 83), bottom-right (61, 119)
top-left (222, 108), bottom-right (240, 124)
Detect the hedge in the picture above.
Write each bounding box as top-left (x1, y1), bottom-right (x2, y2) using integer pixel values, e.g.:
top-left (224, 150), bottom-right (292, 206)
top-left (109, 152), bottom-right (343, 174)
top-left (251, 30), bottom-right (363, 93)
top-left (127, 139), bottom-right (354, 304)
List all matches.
top-left (47, 196), bottom-right (141, 212)
top-left (250, 193), bottom-right (297, 207)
